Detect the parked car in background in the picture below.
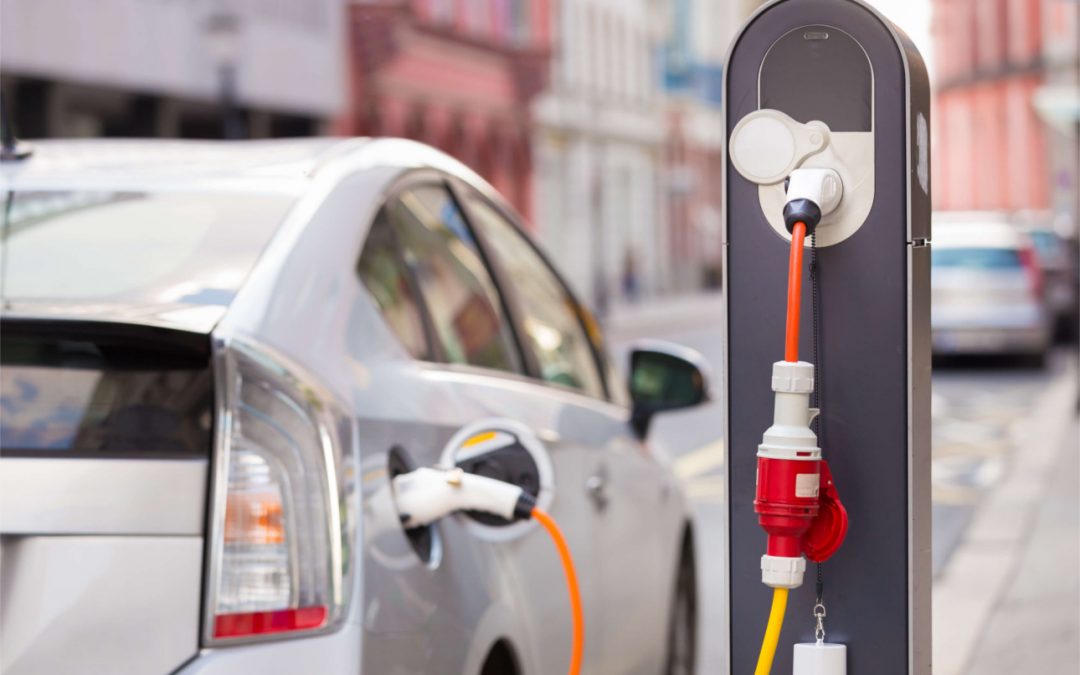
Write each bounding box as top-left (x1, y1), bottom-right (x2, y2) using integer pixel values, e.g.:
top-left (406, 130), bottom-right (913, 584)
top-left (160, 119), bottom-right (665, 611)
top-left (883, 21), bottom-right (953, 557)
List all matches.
top-left (1023, 224), bottom-right (1079, 340)
top-left (0, 139), bottom-right (704, 675)
top-left (931, 212), bottom-right (1051, 367)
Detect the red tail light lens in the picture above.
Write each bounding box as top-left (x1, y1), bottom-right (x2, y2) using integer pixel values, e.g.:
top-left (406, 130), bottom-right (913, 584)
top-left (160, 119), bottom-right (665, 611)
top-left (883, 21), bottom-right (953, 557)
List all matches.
top-left (213, 606), bottom-right (329, 639)
top-left (206, 339), bottom-right (356, 644)
top-left (1018, 247), bottom-right (1044, 299)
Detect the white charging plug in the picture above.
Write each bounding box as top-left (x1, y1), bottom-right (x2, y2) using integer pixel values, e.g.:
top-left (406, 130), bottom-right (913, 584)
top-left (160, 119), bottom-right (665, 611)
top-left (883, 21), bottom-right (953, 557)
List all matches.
top-left (786, 168), bottom-right (843, 219)
top-left (392, 467), bottom-right (535, 528)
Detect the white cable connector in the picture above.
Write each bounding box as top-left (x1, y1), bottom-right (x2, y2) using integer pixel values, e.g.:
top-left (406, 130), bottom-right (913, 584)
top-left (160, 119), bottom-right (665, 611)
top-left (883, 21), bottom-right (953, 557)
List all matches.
top-left (392, 467), bottom-right (534, 529)
top-left (761, 554), bottom-right (807, 590)
top-left (759, 361), bottom-right (821, 462)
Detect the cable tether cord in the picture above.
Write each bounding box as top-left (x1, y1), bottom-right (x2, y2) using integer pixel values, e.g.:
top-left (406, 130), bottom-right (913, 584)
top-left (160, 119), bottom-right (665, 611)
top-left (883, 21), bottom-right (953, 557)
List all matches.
top-left (755, 220), bottom-right (808, 675)
top-left (810, 232), bottom-right (826, 614)
top-left (533, 507), bottom-right (584, 675)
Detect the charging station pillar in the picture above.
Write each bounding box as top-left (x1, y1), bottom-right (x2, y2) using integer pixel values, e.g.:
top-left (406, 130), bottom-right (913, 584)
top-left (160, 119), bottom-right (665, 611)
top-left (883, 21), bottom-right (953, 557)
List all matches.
top-left (723, 1), bottom-right (931, 673)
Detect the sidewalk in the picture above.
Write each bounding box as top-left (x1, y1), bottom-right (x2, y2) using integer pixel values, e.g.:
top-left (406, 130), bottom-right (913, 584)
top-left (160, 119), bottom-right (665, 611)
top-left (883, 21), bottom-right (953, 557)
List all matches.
top-left (964, 416), bottom-right (1079, 674)
top-left (932, 369), bottom-right (1079, 675)
top-left (602, 292), bottom-right (723, 341)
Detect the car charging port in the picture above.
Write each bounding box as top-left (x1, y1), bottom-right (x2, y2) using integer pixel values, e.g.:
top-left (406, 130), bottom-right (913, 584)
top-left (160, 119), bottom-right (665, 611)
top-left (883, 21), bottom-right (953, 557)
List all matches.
top-left (439, 420), bottom-right (555, 532)
top-left (454, 440), bottom-right (541, 526)
top-left (389, 421), bottom-right (581, 675)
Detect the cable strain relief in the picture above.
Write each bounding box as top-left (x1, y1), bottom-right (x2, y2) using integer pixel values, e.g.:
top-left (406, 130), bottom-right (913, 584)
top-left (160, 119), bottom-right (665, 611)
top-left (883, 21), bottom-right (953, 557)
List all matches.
top-left (513, 491), bottom-right (537, 520)
top-left (784, 199), bottom-right (821, 234)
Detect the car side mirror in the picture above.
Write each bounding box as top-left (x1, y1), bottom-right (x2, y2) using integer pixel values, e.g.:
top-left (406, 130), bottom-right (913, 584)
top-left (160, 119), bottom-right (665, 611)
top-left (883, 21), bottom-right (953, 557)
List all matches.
top-left (628, 340), bottom-right (712, 438)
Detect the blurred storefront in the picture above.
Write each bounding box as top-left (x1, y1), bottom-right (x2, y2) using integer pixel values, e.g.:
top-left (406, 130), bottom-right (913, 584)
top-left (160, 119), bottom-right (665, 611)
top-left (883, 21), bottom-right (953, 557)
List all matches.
top-left (1034, 0), bottom-right (1079, 236)
top-left (337, 0), bottom-right (551, 222)
top-left (932, 0), bottom-right (1079, 235)
top-left (530, 0), bottom-right (666, 311)
top-left (661, 0), bottom-right (746, 293)
top-left (0, 0), bottom-right (345, 139)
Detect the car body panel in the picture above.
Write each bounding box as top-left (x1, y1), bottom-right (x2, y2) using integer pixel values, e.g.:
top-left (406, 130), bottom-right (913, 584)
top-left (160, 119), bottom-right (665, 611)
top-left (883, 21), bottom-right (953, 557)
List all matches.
top-left (0, 536), bottom-right (203, 675)
top-left (176, 622), bottom-right (364, 675)
top-left (593, 433), bottom-right (684, 673)
top-left (0, 457), bottom-right (206, 535)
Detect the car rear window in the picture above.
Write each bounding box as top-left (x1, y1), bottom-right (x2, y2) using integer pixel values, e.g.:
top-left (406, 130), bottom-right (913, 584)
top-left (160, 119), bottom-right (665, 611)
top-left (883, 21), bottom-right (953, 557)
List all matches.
top-left (0, 332), bottom-right (213, 458)
top-left (1028, 231), bottom-right (1065, 265)
top-left (932, 248), bottom-right (1022, 269)
top-left (0, 190), bottom-right (295, 307)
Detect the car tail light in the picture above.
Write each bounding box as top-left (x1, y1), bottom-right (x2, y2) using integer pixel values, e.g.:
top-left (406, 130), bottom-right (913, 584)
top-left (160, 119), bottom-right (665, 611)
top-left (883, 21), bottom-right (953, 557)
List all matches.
top-left (1018, 247), bottom-right (1044, 300)
top-left (205, 338), bottom-right (355, 644)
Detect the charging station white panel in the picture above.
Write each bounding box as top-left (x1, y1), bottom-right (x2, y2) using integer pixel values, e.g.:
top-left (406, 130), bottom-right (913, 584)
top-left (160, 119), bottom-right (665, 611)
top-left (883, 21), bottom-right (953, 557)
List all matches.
top-left (729, 24), bottom-right (877, 247)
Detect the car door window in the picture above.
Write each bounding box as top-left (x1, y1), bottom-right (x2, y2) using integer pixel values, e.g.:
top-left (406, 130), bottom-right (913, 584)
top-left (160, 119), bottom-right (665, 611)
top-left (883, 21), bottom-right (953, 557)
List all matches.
top-left (463, 195), bottom-right (605, 398)
top-left (356, 209), bottom-right (431, 359)
top-left (388, 185), bottom-right (521, 373)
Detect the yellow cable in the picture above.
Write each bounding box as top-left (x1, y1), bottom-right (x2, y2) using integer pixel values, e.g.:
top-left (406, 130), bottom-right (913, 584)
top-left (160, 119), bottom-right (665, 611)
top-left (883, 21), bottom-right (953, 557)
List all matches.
top-left (754, 587), bottom-right (789, 675)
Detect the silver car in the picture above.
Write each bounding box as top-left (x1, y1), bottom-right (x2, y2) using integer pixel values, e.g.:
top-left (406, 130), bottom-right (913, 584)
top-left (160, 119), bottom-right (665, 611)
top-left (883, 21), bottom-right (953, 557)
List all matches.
top-left (0, 139), bottom-right (705, 675)
top-left (931, 211), bottom-right (1051, 365)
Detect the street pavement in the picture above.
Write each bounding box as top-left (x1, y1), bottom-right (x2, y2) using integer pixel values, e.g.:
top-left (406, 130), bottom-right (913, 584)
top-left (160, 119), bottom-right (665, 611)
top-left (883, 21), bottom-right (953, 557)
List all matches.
top-left (604, 293), bottom-right (1079, 675)
top-left (932, 352), bottom-right (1078, 675)
top-left (964, 417), bottom-right (1079, 675)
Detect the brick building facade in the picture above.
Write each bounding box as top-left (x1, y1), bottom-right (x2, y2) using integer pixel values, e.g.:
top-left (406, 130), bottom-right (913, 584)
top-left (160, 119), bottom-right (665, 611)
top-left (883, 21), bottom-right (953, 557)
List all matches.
top-left (932, 0), bottom-right (1076, 221)
top-left (336, 0), bottom-right (551, 221)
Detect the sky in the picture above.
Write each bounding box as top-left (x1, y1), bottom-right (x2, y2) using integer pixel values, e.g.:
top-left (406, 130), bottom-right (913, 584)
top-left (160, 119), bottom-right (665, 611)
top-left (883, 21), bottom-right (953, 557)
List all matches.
top-left (864, 0), bottom-right (935, 74)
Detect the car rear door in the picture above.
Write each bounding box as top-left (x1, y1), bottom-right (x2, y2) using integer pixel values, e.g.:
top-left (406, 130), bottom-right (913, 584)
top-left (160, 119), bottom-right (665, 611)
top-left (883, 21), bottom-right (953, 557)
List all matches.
top-left (0, 322), bottom-right (211, 675)
top-left (352, 178), bottom-right (602, 674)
top-left (457, 187), bottom-right (676, 675)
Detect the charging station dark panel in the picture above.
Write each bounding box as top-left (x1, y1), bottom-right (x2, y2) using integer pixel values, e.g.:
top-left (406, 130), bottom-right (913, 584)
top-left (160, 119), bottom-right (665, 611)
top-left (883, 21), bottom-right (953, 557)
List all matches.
top-left (760, 25), bottom-right (873, 132)
top-left (725, 1), bottom-right (931, 673)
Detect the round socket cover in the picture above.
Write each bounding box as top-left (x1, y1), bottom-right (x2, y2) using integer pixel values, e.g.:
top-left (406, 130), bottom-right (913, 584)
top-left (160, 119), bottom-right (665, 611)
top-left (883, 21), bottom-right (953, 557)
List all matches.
top-left (440, 418), bottom-right (554, 541)
top-left (729, 109), bottom-right (830, 185)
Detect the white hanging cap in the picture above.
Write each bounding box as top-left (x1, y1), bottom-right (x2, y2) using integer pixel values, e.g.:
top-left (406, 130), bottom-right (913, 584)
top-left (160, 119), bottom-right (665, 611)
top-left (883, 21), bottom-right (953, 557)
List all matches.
top-left (793, 642), bottom-right (846, 675)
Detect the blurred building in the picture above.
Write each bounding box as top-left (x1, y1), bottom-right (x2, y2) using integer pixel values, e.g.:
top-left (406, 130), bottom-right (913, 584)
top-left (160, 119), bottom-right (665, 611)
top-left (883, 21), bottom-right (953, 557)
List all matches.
top-left (932, 0), bottom-right (1079, 233)
top-left (661, 0), bottom-right (755, 293)
top-left (1034, 0), bottom-right (1079, 235)
top-left (530, 0), bottom-right (667, 311)
top-left (336, 0), bottom-right (551, 220)
top-left (0, 0), bottom-right (345, 139)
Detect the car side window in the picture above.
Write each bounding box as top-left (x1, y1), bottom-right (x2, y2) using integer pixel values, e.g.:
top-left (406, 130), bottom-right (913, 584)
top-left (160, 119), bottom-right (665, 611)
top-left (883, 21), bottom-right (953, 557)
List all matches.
top-left (387, 185), bottom-right (521, 373)
top-left (356, 209), bottom-right (431, 359)
top-left (463, 195), bottom-right (606, 398)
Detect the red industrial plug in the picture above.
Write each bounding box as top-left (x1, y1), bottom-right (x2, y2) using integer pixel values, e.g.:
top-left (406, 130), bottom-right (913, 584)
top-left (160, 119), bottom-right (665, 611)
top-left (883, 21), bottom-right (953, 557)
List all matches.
top-left (754, 220), bottom-right (848, 589)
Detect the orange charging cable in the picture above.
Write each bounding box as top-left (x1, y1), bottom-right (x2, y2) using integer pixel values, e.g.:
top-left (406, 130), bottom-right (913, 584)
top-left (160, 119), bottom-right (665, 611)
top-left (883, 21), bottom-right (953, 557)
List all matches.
top-left (785, 221), bottom-right (808, 362)
top-left (532, 507), bottom-right (584, 675)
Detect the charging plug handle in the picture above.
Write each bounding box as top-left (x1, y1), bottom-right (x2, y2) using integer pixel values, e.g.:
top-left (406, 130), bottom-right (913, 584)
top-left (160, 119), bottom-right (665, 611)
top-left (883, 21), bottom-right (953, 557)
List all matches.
top-left (783, 168), bottom-right (843, 234)
top-left (393, 466), bottom-right (536, 529)
top-left (784, 199), bottom-right (822, 235)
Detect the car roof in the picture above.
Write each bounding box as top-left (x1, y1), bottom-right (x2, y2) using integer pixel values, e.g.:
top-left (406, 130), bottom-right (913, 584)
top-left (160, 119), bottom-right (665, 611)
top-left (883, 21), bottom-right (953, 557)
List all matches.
top-left (0, 138), bottom-right (352, 193)
top-left (0, 137), bottom-right (489, 194)
top-left (932, 211), bottom-right (1012, 226)
top-left (933, 220), bottom-right (1030, 250)
top-left (0, 137), bottom-right (495, 332)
